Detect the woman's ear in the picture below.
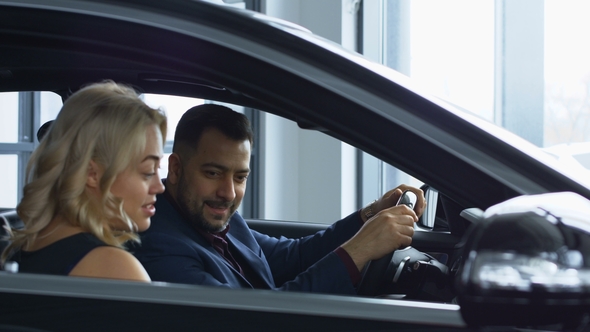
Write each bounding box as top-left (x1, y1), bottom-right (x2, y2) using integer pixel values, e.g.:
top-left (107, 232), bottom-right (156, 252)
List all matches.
top-left (167, 153), bottom-right (182, 185)
top-left (86, 160), bottom-right (101, 189)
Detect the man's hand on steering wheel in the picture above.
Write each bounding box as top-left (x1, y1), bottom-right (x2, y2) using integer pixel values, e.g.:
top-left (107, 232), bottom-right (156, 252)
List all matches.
top-left (341, 185), bottom-right (424, 272)
top-left (360, 185), bottom-right (426, 224)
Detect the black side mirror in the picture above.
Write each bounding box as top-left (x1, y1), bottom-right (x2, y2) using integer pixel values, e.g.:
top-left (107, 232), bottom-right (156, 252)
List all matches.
top-left (455, 192), bottom-right (590, 329)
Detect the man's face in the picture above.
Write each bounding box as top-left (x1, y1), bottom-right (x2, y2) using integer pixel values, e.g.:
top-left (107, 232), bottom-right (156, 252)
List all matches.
top-left (173, 128), bottom-right (251, 233)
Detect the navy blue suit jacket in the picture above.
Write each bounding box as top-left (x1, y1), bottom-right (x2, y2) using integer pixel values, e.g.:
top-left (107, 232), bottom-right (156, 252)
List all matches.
top-left (132, 193), bottom-right (362, 294)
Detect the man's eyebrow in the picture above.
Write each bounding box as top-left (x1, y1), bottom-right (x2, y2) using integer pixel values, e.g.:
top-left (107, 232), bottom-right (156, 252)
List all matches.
top-left (201, 162), bottom-right (250, 173)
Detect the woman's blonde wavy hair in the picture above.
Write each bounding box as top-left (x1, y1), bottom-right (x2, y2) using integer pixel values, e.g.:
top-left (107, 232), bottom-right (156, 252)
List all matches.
top-left (2, 81), bottom-right (167, 262)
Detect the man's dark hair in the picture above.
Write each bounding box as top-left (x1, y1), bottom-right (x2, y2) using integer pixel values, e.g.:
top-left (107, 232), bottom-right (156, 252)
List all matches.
top-left (173, 104), bottom-right (253, 155)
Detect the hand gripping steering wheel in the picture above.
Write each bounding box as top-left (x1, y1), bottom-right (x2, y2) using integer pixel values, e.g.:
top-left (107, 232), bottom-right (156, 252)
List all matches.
top-left (357, 191), bottom-right (418, 297)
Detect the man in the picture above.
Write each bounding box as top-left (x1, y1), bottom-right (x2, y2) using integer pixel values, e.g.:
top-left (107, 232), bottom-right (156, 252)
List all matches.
top-left (133, 104), bottom-right (425, 295)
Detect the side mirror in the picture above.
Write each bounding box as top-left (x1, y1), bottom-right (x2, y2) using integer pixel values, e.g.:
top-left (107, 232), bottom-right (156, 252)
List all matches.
top-left (455, 192), bottom-right (590, 329)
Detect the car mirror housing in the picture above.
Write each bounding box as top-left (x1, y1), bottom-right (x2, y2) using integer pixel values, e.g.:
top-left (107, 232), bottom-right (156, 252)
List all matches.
top-left (455, 192), bottom-right (590, 329)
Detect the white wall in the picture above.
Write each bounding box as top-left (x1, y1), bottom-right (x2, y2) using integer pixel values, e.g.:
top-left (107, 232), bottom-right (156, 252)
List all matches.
top-left (260, 0), bottom-right (359, 223)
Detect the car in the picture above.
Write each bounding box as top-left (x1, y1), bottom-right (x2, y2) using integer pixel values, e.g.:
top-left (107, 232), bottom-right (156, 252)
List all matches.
top-left (1, 0), bottom-right (590, 331)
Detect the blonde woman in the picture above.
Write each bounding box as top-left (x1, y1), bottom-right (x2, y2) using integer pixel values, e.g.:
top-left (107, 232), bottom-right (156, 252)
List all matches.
top-left (2, 81), bottom-right (166, 282)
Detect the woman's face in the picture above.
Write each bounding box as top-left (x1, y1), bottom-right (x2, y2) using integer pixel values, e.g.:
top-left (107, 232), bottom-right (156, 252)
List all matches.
top-left (110, 124), bottom-right (165, 232)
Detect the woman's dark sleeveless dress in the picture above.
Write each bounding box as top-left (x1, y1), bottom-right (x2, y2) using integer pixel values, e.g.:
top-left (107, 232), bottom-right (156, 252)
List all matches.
top-left (10, 233), bottom-right (108, 275)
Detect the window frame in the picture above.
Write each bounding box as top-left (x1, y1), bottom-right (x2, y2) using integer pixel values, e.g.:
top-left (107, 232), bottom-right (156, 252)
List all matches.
top-left (0, 91), bottom-right (41, 208)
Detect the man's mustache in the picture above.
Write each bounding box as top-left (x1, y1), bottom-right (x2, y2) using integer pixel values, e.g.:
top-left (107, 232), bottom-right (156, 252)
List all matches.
top-left (204, 200), bottom-right (234, 209)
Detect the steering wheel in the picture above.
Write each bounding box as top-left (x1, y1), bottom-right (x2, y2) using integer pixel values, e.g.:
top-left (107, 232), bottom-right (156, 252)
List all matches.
top-left (357, 190), bottom-right (418, 297)
top-left (356, 248), bottom-right (397, 296)
top-left (357, 246), bottom-right (449, 297)
top-left (356, 190), bottom-right (451, 297)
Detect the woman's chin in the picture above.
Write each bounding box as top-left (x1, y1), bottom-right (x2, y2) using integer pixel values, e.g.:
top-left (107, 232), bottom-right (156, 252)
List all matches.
top-left (135, 219), bottom-right (150, 232)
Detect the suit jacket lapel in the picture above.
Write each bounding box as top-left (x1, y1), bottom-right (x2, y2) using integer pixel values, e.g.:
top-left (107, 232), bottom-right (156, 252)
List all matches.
top-left (159, 194), bottom-right (254, 287)
top-left (226, 233), bottom-right (275, 288)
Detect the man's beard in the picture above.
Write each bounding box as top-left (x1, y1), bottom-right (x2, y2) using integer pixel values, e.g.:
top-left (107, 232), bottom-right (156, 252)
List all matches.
top-left (176, 176), bottom-right (235, 233)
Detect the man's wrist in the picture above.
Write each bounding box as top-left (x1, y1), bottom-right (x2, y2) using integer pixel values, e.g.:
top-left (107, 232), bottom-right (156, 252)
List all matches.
top-left (361, 199), bottom-right (377, 223)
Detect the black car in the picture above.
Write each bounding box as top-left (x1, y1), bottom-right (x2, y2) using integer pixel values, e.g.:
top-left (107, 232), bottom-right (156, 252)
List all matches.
top-left (1, 1), bottom-right (590, 331)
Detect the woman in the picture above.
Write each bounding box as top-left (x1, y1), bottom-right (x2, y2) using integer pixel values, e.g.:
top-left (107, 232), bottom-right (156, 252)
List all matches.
top-left (1, 81), bottom-right (166, 282)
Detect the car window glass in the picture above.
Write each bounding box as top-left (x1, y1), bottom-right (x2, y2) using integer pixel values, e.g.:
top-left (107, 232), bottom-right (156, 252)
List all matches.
top-left (0, 155), bottom-right (18, 208)
top-left (40, 91), bottom-right (62, 125)
top-left (0, 92), bottom-right (18, 143)
top-left (142, 94), bottom-right (205, 143)
top-left (141, 94), bottom-right (205, 181)
top-left (2, 90), bottom-right (426, 222)
top-left (141, 94), bottom-right (427, 225)
top-left (0, 91), bottom-right (62, 209)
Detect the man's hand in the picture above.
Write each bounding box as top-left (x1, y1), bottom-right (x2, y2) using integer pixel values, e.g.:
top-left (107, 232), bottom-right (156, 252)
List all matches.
top-left (342, 204), bottom-right (418, 271)
top-left (360, 185), bottom-right (426, 223)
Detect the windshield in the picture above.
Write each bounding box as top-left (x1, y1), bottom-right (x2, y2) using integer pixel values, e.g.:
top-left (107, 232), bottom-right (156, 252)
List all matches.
top-left (438, 2), bottom-right (588, 175)
top-left (369, 0), bottom-right (590, 190)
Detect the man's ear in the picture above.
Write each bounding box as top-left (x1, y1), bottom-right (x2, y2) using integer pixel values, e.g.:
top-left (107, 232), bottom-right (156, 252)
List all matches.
top-left (87, 160), bottom-right (101, 189)
top-left (167, 153), bottom-right (182, 185)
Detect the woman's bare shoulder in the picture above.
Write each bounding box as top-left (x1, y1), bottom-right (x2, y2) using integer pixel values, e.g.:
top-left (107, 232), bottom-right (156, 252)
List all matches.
top-left (69, 246), bottom-right (151, 282)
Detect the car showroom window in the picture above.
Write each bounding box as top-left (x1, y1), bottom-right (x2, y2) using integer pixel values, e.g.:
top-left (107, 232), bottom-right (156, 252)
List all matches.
top-left (0, 92), bottom-right (61, 209)
top-left (364, 0), bottom-right (590, 184)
